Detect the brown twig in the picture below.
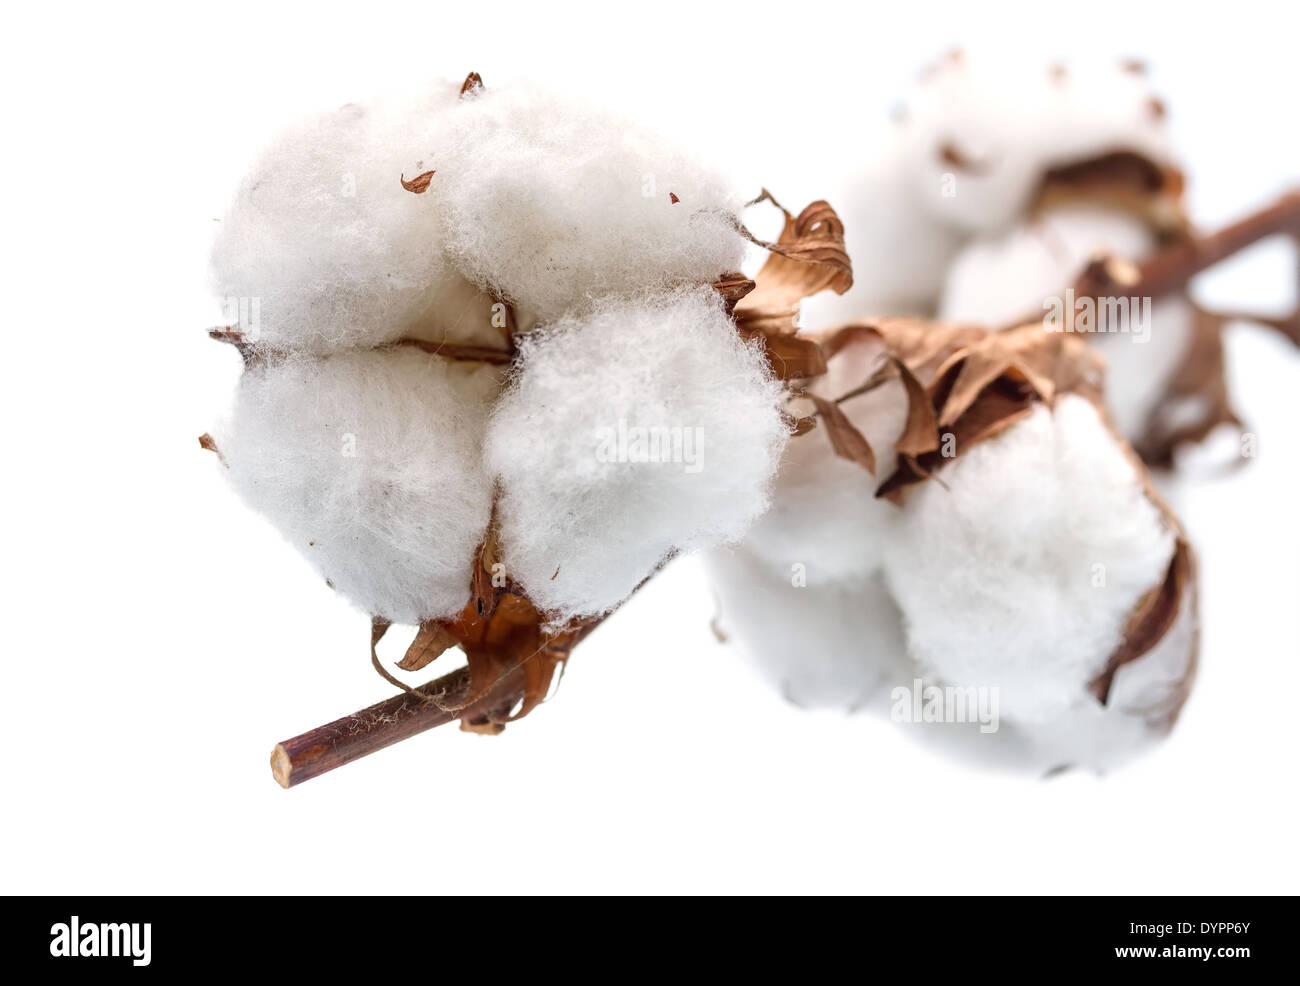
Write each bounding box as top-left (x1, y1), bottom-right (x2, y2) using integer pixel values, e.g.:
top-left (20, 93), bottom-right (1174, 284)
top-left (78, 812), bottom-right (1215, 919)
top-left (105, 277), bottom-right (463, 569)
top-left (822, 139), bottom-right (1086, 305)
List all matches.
top-left (1074, 189), bottom-right (1300, 307)
top-left (271, 668), bottom-right (475, 788)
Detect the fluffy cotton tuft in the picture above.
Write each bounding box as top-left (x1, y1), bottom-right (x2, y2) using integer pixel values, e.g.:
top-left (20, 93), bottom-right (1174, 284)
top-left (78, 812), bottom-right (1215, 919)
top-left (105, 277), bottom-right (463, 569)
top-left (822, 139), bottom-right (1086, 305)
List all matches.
top-left (218, 348), bottom-right (500, 623)
top-left (706, 545), bottom-right (910, 711)
top-left (881, 394), bottom-right (1176, 723)
top-left (484, 288), bottom-right (788, 620)
top-left (210, 88), bottom-right (511, 355)
top-left (742, 333), bottom-right (908, 582)
top-left (427, 83), bottom-right (747, 320)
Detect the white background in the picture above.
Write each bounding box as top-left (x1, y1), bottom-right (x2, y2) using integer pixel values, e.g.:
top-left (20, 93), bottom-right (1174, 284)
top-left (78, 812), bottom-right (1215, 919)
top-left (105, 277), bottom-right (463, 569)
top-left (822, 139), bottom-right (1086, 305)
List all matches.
top-left (2, 0), bottom-right (1297, 894)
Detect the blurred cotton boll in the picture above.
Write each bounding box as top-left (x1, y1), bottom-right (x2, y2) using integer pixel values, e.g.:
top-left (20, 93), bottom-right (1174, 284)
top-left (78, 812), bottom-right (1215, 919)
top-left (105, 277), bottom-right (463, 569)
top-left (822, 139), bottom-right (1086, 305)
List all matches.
top-left (881, 395), bottom-right (1178, 727)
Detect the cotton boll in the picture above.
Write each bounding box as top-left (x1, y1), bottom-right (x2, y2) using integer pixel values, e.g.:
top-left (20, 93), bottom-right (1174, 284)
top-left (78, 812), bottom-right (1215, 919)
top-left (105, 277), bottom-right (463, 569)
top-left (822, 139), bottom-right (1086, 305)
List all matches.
top-left (900, 57), bottom-right (1178, 236)
top-left (803, 56), bottom-right (1180, 329)
top-left (484, 288), bottom-right (787, 621)
top-left (743, 333), bottom-right (908, 582)
top-left (211, 87), bottom-right (507, 354)
top-left (705, 545), bottom-right (910, 712)
top-left (429, 83), bottom-right (747, 321)
top-left (882, 395), bottom-right (1176, 725)
top-left (218, 348), bottom-right (500, 624)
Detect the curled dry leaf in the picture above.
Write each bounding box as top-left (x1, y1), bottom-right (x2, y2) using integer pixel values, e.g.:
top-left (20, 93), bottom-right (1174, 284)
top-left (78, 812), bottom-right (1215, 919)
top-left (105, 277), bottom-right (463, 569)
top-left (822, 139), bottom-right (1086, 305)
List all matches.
top-left (397, 621), bottom-right (460, 672)
top-left (848, 320), bottom-right (1105, 503)
top-left (742, 329), bottom-right (828, 380)
top-left (400, 170), bottom-right (436, 194)
top-left (733, 191), bottom-right (853, 337)
top-left (808, 393), bottom-right (876, 474)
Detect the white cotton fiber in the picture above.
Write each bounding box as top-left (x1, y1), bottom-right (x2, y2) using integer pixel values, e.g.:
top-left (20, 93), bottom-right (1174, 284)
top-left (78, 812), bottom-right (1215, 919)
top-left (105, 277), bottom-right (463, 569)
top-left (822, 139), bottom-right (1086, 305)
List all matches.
top-left (706, 545), bottom-right (910, 712)
top-left (427, 83), bottom-right (747, 321)
top-left (211, 87), bottom-right (504, 355)
top-left (218, 348), bottom-right (501, 624)
top-left (882, 395), bottom-right (1176, 724)
top-left (743, 331), bottom-right (908, 582)
top-left (484, 287), bottom-right (788, 620)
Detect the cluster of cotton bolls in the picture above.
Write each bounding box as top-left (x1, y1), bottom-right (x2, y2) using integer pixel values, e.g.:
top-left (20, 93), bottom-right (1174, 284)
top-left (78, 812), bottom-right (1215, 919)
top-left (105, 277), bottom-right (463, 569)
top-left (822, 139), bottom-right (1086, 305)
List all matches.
top-left (697, 54), bottom-right (1209, 771)
top-left (209, 78), bottom-right (790, 628)
top-left (708, 324), bottom-right (1196, 773)
top-left (802, 53), bottom-right (1203, 456)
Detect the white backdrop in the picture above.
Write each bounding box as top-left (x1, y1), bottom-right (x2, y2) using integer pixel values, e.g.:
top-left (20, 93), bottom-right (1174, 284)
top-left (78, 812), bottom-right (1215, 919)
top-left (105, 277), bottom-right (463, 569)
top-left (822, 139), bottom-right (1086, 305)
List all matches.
top-left (2, 0), bottom-right (1297, 894)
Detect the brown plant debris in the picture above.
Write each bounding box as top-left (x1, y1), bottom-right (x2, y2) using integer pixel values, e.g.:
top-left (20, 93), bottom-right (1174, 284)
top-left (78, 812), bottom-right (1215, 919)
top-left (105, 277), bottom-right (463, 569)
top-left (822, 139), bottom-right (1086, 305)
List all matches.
top-left (400, 170), bottom-right (436, 194)
top-left (1089, 540), bottom-right (1192, 704)
top-left (197, 432), bottom-right (227, 467)
top-left (733, 191), bottom-right (853, 339)
top-left (808, 394), bottom-right (876, 474)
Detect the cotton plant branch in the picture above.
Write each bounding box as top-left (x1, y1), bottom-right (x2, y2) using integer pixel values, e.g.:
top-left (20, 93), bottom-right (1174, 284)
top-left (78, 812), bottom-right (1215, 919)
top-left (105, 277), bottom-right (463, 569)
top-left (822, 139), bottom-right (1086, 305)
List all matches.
top-left (1071, 189), bottom-right (1299, 463)
top-left (1071, 188), bottom-right (1299, 314)
top-left (262, 193), bottom-right (854, 787)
